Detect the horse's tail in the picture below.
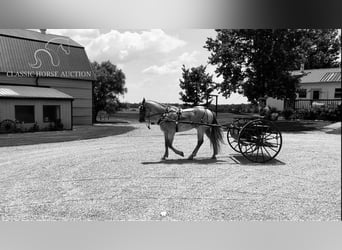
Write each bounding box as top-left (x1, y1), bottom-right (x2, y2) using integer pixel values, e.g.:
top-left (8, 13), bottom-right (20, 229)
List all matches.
top-left (205, 114), bottom-right (224, 154)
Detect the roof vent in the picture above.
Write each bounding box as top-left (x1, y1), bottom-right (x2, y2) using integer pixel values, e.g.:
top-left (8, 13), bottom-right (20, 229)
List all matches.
top-left (39, 29), bottom-right (47, 34)
top-left (300, 63), bottom-right (305, 72)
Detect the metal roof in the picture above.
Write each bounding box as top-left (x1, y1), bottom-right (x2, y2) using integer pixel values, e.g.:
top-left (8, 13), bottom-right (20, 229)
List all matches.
top-left (320, 72), bottom-right (341, 82)
top-left (0, 85), bottom-right (73, 100)
top-left (0, 30), bottom-right (95, 81)
top-left (292, 68), bottom-right (341, 83)
top-left (0, 29), bottom-right (83, 47)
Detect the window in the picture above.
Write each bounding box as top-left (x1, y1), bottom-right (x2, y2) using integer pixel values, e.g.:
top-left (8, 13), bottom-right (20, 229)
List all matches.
top-left (313, 90), bottom-right (320, 100)
top-left (15, 105), bottom-right (35, 123)
top-left (43, 105), bottom-right (60, 122)
top-left (334, 88), bottom-right (342, 98)
top-left (298, 89), bottom-right (307, 98)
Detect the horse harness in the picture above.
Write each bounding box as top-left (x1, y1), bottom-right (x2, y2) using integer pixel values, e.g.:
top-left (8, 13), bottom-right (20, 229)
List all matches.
top-left (157, 106), bottom-right (208, 132)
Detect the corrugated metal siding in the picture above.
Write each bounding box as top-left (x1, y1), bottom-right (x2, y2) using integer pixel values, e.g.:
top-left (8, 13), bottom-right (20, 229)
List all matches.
top-left (73, 107), bottom-right (92, 116)
top-left (0, 35), bottom-right (95, 81)
top-left (0, 74), bottom-right (36, 85)
top-left (39, 78), bottom-right (92, 90)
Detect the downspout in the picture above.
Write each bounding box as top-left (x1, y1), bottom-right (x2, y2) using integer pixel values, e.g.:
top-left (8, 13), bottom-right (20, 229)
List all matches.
top-left (70, 99), bottom-right (73, 130)
top-left (35, 75), bottom-right (39, 86)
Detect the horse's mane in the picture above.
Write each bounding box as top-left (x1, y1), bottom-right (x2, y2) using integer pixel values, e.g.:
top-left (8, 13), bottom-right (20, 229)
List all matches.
top-left (147, 100), bottom-right (167, 107)
top-left (147, 100), bottom-right (179, 109)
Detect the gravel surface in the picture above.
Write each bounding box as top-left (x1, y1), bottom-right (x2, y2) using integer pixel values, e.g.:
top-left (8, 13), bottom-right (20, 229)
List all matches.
top-left (0, 123), bottom-right (340, 221)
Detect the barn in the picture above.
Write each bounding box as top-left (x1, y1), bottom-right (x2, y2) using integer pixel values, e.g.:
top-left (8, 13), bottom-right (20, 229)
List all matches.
top-left (0, 29), bottom-right (95, 131)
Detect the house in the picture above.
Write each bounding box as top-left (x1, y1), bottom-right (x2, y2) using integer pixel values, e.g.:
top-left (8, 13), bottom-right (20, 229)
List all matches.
top-left (267, 67), bottom-right (341, 111)
top-left (0, 29), bottom-right (95, 131)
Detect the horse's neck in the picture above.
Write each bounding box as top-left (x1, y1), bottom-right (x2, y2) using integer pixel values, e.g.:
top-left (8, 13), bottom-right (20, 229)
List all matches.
top-left (147, 101), bottom-right (166, 113)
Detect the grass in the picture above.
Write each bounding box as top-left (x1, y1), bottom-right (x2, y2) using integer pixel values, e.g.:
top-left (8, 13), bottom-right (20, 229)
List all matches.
top-left (0, 125), bottom-right (135, 147)
top-left (0, 110), bottom-right (336, 148)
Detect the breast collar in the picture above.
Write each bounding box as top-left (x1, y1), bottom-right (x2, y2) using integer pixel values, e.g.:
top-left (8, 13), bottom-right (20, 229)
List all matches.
top-left (157, 106), bottom-right (183, 132)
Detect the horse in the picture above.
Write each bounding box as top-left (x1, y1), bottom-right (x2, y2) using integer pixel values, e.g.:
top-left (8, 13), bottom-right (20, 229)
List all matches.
top-left (139, 98), bottom-right (224, 160)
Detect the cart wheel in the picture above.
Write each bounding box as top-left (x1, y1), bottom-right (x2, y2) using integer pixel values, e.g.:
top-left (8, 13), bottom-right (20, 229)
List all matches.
top-left (227, 126), bottom-right (240, 153)
top-left (238, 119), bottom-right (282, 163)
top-left (0, 119), bottom-right (17, 133)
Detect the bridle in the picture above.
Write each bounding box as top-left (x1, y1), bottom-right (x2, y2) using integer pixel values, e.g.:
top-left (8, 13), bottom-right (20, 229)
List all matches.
top-left (139, 104), bottom-right (165, 129)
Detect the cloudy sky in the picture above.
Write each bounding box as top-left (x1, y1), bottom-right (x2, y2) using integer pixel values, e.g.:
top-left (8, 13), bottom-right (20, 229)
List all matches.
top-left (47, 29), bottom-right (248, 104)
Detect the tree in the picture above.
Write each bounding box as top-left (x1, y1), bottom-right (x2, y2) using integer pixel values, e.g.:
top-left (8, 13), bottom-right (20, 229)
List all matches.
top-left (205, 29), bottom-right (341, 103)
top-left (179, 65), bottom-right (215, 106)
top-left (91, 61), bottom-right (127, 121)
top-left (299, 29), bottom-right (341, 69)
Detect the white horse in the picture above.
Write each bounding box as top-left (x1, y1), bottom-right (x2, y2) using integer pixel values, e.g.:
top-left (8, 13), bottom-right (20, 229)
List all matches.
top-left (139, 98), bottom-right (223, 160)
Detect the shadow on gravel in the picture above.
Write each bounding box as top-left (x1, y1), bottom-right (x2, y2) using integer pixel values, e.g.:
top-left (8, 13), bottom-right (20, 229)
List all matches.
top-left (228, 155), bottom-right (286, 165)
top-left (142, 158), bottom-right (227, 165)
top-left (142, 155), bottom-right (286, 165)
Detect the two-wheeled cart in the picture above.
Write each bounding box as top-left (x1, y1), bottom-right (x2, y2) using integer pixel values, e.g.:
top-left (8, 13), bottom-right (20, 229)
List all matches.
top-left (225, 117), bottom-right (282, 163)
top-left (165, 114), bottom-right (283, 163)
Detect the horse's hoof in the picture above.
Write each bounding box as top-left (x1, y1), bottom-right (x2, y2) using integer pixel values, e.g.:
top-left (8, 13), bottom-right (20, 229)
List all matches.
top-left (162, 157), bottom-right (167, 160)
top-left (180, 152), bottom-right (184, 157)
top-left (187, 156), bottom-right (194, 160)
top-left (211, 156), bottom-right (217, 160)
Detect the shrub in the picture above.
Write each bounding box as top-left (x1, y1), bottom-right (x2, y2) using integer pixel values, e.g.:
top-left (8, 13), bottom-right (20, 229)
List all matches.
top-left (293, 107), bottom-right (341, 122)
top-left (54, 119), bottom-right (64, 130)
top-left (281, 109), bottom-right (294, 120)
top-left (29, 122), bottom-right (39, 132)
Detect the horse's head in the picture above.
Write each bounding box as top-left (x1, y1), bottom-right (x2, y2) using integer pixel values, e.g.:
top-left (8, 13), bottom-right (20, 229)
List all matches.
top-left (138, 98), bottom-right (146, 122)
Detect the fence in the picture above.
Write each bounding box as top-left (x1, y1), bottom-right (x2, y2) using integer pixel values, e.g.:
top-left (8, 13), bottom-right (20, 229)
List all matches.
top-left (294, 99), bottom-right (341, 110)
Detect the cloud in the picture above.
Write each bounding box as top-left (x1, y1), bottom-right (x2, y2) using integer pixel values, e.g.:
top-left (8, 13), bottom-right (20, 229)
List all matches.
top-left (46, 29), bottom-right (186, 63)
top-left (94, 29), bottom-right (186, 62)
top-left (142, 51), bottom-right (200, 75)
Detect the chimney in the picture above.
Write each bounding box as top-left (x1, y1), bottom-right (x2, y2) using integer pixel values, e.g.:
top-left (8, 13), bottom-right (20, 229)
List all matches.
top-left (40, 29), bottom-right (47, 34)
top-left (300, 63), bottom-right (305, 73)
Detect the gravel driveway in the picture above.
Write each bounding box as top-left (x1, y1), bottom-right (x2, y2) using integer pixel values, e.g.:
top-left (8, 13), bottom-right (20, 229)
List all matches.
top-left (0, 123), bottom-right (340, 220)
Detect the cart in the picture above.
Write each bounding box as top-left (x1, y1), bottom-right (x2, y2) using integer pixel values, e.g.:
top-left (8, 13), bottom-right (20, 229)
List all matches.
top-left (162, 113), bottom-right (282, 163)
top-left (225, 117), bottom-right (282, 163)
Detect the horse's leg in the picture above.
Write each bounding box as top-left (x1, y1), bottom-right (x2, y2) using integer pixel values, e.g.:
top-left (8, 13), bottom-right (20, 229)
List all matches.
top-left (162, 133), bottom-right (169, 160)
top-left (205, 127), bottom-right (218, 160)
top-left (188, 128), bottom-right (204, 160)
top-left (168, 131), bottom-right (184, 157)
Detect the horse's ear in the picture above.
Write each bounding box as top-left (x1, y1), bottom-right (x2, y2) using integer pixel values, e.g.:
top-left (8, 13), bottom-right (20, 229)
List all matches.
top-left (142, 98), bottom-right (145, 104)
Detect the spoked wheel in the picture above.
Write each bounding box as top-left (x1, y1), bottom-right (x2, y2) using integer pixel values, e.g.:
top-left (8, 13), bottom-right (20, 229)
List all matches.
top-left (226, 125), bottom-right (240, 153)
top-left (238, 119), bottom-right (282, 163)
top-left (0, 119), bottom-right (17, 133)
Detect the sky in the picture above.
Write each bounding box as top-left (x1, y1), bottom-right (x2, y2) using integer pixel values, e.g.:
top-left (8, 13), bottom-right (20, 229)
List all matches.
top-left (45, 29), bottom-right (249, 105)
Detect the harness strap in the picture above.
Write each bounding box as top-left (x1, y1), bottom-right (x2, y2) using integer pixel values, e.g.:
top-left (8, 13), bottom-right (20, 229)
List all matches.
top-left (175, 108), bottom-right (182, 132)
top-left (157, 107), bottom-right (183, 132)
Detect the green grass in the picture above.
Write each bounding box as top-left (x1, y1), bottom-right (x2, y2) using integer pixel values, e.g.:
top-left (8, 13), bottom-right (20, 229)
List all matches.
top-left (0, 125), bottom-right (135, 147)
